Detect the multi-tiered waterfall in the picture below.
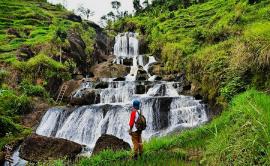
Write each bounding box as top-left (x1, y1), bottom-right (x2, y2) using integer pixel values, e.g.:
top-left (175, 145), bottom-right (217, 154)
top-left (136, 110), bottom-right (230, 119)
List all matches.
top-left (6, 32), bottom-right (207, 165)
top-left (36, 32), bottom-right (207, 151)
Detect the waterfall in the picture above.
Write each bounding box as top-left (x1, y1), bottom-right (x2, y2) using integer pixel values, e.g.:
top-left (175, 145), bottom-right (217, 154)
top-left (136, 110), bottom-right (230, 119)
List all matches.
top-left (114, 32), bottom-right (139, 64)
top-left (8, 32), bottom-right (208, 164)
top-left (35, 32), bottom-right (208, 154)
top-left (36, 82), bottom-right (207, 152)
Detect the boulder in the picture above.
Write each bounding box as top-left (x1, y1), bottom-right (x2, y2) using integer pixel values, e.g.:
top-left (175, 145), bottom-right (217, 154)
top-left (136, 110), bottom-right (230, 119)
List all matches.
top-left (19, 134), bottom-right (82, 162)
top-left (92, 134), bottom-right (131, 155)
top-left (91, 59), bottom-right (129, 79)
top-left (62, 79), bottom-right (82, 98)
top-left (70, 89), bottom-right (100, 106)
top-left (136, 66), bottom-right (149, 81)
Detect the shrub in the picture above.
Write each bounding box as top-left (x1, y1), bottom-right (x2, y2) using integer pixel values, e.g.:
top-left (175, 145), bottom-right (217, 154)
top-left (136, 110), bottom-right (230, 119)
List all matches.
top-left (0, 89), bottom-right (32, 115)
top-left (20, 80), bottom-right (47, 97)
top-left (0, 116), bottom-right (20, 137)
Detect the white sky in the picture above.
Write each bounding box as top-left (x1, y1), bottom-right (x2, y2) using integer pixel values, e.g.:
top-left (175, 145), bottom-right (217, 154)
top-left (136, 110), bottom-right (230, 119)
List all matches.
top-left (47, 0), bottom-right (135, 24)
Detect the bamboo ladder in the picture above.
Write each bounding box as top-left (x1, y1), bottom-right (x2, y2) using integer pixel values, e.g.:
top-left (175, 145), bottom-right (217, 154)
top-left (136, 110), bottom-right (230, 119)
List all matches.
top-left (56, 84), bottom-right (68, 104)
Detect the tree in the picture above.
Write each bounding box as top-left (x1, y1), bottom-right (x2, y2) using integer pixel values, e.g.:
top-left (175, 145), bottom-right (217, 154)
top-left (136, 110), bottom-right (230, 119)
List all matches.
top-left (133, 0), bottom-right (142, 12)
top-left (142, 0), bottom-right (149, 8)
top-left (77, 5), bottom-right (94, 20)
top-left (55, 29), bottom-right (67, 63)
top-left (111, 1), bottom-right (121, 10)
top-left (107, 11), bottom-right (116, 21)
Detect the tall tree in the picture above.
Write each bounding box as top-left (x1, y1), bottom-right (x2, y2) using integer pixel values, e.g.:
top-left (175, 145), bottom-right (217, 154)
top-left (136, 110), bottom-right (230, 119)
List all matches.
top-left (111, 1), bottom-right (121, 10)
top-left (77, 5), bottom-right (94, 20)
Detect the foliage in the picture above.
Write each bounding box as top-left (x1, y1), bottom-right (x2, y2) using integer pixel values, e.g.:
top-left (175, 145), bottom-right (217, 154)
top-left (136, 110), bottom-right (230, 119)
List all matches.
top-left (0, 69), bottom-right (9, 86)
top-left (77, 5), bottom-right (94, 20)
top-left (0, 0), bottom-right (98, 150)
top-left (19, 80), bottom-right (48, 97)
top-left (0, 89), bottom-right (32, 115)
top-left (112, 0), bottom-right (270, 104)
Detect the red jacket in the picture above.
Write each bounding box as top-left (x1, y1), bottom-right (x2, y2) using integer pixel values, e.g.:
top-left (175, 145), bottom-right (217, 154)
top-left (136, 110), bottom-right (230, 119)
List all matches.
top-left (129, 108), bottom-right (138, 128)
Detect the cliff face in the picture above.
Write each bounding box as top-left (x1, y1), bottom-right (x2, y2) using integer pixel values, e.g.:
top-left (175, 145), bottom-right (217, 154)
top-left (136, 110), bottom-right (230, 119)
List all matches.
top-left (0, 0), bottom-right (111, 154)
top-left (0, 0), bottom-right (113, 94)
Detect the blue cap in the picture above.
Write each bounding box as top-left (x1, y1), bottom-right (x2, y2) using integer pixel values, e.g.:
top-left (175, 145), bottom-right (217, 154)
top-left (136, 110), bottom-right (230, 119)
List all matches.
top-left (133, 99), bottom-right (140, 109)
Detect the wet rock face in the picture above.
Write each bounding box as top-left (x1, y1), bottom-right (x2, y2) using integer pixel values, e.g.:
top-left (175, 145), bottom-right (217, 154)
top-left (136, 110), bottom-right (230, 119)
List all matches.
top-left (91, 60), bottom-right (129, 79)
top-left (136, 66), bottom-right (149, 81)
top-left (70, 89), bottom-right (100, 106)
top-left (19, 134), bottom-right (82, 162)
top-left (95, 82), bottom-right (109, 89)
top-left (62, 79), bottom-right (82, 98)
top-left (136, 84), bottom-right (146, 94)
top-left (92, 134), bottom-right (131, 155)
top-left (67, 31), bottom-right (88, 74)
top-left (113, 77), bottom-right (126, 81)
top-left (122, 59), bottom-right (133, 66)
top-left (156, 97), bottom-right (173, 129)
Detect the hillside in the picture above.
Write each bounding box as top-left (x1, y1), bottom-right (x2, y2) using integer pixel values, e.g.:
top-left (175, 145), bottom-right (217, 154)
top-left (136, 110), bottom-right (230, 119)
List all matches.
top-left (0, 0), bottom-right (98, 162)
top-left (112, 0), bottom-right (270, 108)
top-left (70, 0), bottom-right (270, 165)
top-left (0, 0), bottom-right (269, 165)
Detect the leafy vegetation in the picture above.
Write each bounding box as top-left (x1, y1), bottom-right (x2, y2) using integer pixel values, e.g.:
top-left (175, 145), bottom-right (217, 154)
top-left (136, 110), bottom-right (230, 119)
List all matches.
top-left (0, 0), bottom-right (96, 150)
top-left (112, 0), bottom-right (270, 105)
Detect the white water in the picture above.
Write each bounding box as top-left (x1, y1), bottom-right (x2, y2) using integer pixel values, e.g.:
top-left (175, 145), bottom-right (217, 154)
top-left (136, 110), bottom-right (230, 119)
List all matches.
top-left (3, 147), bottom-right (27, 166)
top-left (114, 32), bottom-right (139, 64)
top-left (35, 32), bottom-right (208, 153)
top-left (8, 32), bottom-right (208, 164)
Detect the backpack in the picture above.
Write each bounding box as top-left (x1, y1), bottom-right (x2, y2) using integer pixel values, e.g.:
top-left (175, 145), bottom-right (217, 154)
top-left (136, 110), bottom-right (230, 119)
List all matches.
top-left (135, 110), bottom-right (147, 131)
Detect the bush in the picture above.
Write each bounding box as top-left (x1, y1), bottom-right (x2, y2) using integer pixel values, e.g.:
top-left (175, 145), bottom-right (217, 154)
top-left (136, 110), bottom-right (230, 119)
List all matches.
top-left (0, 89), bottom-right (32, 115)
top-left (0, 116), bottom-right (20, 137)
top-left (20, 80), bottom-right (47, 97)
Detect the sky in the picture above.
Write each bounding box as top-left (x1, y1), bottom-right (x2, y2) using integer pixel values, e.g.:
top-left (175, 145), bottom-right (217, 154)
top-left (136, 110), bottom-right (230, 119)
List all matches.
top-left (47, 0), bottom-right (135, 25)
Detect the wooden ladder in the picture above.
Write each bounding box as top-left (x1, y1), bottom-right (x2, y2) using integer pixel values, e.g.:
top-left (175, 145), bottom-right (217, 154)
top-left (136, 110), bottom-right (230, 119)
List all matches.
top-left (56, 84), bottom-right (68, 103)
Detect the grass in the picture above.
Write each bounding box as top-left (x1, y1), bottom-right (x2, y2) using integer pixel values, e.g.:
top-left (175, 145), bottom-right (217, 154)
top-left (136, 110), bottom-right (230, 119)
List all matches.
top-left (0, 0), bottom-right (95, 152)
top-left (112, 0), bottom-right (270, 105)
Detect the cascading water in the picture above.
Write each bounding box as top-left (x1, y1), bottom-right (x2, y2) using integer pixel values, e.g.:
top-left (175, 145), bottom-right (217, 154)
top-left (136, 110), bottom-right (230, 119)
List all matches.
top-left (7, 32), bottom-right (208, 165)
top-left (36, 32), bottom-right (208, 153)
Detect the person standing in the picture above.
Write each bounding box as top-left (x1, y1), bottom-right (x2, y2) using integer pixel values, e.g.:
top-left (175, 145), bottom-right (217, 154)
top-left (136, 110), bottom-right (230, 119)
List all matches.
top-left (129, 99), bottom-right (146, 159)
